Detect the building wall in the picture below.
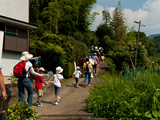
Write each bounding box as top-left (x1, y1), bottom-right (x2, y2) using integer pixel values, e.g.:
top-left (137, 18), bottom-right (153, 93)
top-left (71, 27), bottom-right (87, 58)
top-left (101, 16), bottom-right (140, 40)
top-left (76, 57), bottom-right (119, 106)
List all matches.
top-left (0, 0), bottom-right (29, 22)
top-left (0, 31), bottom-right (4, 58)
top-left (1, 51), bottom-right (21, 76)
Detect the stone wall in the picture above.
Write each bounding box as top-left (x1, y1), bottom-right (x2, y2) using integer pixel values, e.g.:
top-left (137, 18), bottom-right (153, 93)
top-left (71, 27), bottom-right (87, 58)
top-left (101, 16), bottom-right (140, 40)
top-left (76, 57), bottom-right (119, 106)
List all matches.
top-left (0, 77), bottom-right (53, 109)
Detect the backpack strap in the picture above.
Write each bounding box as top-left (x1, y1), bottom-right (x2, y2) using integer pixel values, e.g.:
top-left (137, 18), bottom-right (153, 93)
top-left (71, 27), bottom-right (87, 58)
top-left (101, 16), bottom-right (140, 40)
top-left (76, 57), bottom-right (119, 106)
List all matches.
top-left (56, 74), bottom-right (60, 81)
top-left (22, 61), bottom-right (28, 73)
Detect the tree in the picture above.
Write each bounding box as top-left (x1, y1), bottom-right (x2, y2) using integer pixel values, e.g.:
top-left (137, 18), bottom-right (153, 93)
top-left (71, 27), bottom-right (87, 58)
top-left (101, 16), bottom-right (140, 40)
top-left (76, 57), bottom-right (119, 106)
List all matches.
top-left (95, 23), bottom-right (114, 42)
top-left (102, 9), bottom-right (111, 25)
top-left (112, 1), bottom-right (127, 41)
top-left (58, 0), bottom-right (79, 36)
top-left (77, 0), bottom-right (97, 33)
top-left (41, 0), bottom-right (62, 33)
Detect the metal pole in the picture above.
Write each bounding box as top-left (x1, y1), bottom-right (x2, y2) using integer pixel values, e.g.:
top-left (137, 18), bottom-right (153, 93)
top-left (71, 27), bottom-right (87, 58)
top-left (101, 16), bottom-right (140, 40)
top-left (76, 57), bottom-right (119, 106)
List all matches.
top-left (134, 20), bottom-right (141, 68)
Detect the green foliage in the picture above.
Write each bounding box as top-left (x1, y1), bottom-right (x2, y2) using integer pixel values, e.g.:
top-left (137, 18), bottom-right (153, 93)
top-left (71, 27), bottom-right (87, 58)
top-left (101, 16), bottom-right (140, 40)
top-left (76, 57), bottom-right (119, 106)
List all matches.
top-left (59, 35), bottom-right (89, 64)
top-left (30, 0), bottom-right (97, 36)
top-left (63, 63), bottom-right (74, 78)
top-left (95, 23), bottom-right (114, 41)
top-left (105, 57), bottom-right (113, 67)
top-left (30, 39), bottom-right (66, 72)
top-left (111, 1), bottom-right (127, 41)
top-left (4, 102), bottom-right (38, 120)
top-left (102, 9), bottom-right (111, 25)
top-left (41, 0), bottom-right (62, 33)
top-left (30, 33), bottom-right (89, 72)
top-left (86, 70), bottom-right (160, 119)
top-left (133, 31), bottom-right (155, 56)
top-left (77, 0), bottom-right (97, 33)
top-left (7, 73), bottom-right (18, 83)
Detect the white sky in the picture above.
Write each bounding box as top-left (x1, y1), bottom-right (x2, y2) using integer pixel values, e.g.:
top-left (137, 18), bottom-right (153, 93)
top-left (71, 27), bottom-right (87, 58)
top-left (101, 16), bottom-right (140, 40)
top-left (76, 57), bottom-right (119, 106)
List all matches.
top-left (90, 0), bottom-right (160, 36)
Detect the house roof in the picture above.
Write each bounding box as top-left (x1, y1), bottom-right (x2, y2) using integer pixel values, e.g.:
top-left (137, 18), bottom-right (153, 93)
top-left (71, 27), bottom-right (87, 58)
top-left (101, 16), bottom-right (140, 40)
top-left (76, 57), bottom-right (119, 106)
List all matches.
top-left (0, 15), bottom-right (37, 29)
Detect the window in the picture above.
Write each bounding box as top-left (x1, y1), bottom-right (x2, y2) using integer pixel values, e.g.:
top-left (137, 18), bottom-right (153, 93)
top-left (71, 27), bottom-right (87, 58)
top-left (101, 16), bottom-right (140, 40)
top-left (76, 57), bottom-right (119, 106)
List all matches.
top-left (4, 25), bottom-right (28, 52)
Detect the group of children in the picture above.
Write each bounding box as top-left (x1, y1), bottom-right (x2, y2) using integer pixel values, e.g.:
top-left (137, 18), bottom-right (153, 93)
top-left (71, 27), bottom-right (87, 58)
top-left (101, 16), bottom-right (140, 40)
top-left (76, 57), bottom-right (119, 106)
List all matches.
top-left (34, 66), bottom-right (64, 106)
top-left (34, 52), bottom-right (104, 107)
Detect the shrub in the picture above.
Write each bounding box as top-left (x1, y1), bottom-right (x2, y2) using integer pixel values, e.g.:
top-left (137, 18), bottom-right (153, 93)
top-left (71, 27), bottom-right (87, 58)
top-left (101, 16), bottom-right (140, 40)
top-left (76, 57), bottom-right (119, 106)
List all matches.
top-left (3, 102), bottom-right (38, 120)
top-left (86, 70), bottom-right (160, 119)
top-left (63, 62), bottom-right (74, 78)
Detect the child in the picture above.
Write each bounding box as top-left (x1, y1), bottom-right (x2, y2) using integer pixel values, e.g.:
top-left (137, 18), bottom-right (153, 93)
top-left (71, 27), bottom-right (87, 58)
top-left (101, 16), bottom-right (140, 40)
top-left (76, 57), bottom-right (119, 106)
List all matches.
top-left (34, 67), bottom-right (48, 107)
top-left (72, 66), bottom-right (82, 88)
top-left (47, 66), bottom-right (64, 105)
top-left (98, 55), bottom-right (101, 67)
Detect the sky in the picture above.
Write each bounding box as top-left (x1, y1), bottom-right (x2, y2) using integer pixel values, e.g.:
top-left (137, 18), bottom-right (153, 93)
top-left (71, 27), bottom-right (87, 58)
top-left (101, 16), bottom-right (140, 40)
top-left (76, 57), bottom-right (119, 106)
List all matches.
top-left (90, 0), bottom-right (160, 36)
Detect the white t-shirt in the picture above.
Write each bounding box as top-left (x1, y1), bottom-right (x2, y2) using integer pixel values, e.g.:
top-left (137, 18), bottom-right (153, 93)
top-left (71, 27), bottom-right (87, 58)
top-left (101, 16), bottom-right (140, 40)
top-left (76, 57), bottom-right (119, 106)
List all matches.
top-left (73, 70), bottom-right (82, 78)
top-left (53, 74), bottom-right (64, 87)
top-left (25, 61), bottom-right (32, 77)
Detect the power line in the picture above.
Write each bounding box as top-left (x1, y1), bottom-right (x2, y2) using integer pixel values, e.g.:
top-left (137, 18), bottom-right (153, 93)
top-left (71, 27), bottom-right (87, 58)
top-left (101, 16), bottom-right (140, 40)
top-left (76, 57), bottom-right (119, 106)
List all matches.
top-left (145, 22), bottom-right (160, 27)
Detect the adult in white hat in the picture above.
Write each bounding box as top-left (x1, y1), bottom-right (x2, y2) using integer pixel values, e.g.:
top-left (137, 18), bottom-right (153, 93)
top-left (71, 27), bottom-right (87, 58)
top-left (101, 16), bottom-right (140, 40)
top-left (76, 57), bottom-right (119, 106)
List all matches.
top-left (92, 53), bottom-right (98, 75)
top-left (18, 51), bottom-right (45, 106)
top-left (47, 66), bottom-right (64, 105)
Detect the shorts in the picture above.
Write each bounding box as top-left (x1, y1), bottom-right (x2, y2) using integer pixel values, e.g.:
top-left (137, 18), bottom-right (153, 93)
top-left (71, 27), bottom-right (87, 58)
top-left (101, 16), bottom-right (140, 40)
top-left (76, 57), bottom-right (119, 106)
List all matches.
top-left (54, 85), bottom-right (60, 95)
top-left (75, 78), bottom-right (79, 83)
top-left (36, 89), bottom-right (43, 97)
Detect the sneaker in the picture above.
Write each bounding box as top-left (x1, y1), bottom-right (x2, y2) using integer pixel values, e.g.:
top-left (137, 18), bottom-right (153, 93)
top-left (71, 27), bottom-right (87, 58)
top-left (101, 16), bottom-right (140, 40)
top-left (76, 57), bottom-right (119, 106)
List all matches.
top-left (55, 101), bottom-right (58, 105)
top-left (95, 73), bottom-right (97, 75)
top-left (37, 102), bottom-right (42, 107)
top-left (84, 83), bottom-right (86, 87)
top-left (36, 99), bottom-right (39, 105)
top-left (88, 84), bottom-right (91, 86)
top-left (58, 97), bottom-right (60, 102)
top-left (76, 84), bottom-right (79, 88)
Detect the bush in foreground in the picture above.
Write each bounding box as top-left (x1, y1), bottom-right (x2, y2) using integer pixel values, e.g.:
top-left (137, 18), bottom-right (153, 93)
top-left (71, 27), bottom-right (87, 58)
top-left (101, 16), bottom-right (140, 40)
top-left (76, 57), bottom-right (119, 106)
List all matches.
top-left (86, 70), bottom-right (160, 119)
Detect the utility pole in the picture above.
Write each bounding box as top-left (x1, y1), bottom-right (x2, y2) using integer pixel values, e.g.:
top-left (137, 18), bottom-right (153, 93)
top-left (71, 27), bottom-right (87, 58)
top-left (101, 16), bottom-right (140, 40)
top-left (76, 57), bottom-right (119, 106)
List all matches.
top-left (134, 20), bottom-right (145, 68)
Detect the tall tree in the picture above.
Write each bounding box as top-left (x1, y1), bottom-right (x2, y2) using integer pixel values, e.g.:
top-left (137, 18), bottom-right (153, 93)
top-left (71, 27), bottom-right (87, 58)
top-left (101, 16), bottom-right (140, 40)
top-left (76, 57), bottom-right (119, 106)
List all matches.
top-left (95, 23), bottom-right (114, 41)
top-left (112, 1), bottom-right (127, 41)
top-left (102, 9), bottom-right (111, 25)
top-left (41, 0), bottom-right (62, 33)
top-left (77, 0), bottom-right (97, 33)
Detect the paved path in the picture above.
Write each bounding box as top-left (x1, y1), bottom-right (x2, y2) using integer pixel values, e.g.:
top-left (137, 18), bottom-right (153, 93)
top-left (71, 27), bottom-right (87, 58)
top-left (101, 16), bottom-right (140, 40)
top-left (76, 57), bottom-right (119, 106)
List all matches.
top-left (32, 62), bottom-right (109, 119)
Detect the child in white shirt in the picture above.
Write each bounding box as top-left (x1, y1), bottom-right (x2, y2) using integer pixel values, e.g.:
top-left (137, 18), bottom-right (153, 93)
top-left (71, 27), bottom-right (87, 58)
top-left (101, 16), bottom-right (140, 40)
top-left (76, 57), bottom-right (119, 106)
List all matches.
top-left (47, 66), bottom-right (64, 105)
top-left (72, 66), bottom-right (82, 88)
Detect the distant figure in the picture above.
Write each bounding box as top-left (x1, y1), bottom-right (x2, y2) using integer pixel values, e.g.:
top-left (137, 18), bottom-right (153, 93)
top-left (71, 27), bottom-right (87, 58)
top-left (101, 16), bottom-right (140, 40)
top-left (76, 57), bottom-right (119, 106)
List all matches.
top-left (72, 66), bottom-right (82, 88)
top-left (0, 57), bottom-right (7, 100)
top-left (47, 66), bottom-right (64, 105)
top-left (79, 54), bottom-right (86, 76)
top-left (99, 45), bottom-right (104, 54)
top-left (92, 53), bottom-right (98, 75)
top-left (94, 45), bottom-right (98, 52)
top-left (83, 58), bottom-right (92, 87)
top-left (34, 67), bottom-right (48, 107)
top-left (90, 45), bottom-right (94, 53)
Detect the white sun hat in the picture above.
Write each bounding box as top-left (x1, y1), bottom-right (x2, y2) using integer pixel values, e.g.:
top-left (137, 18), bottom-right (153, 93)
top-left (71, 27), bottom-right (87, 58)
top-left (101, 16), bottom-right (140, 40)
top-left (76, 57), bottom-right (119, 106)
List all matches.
top-left (20, 51), bottom-right (33, 61)
top-left (76, 66), bottom-right (80, 70)
top-left (38, 67), bottom-right (45, 72)
top-left (56, 66), bottom-right (63, 74)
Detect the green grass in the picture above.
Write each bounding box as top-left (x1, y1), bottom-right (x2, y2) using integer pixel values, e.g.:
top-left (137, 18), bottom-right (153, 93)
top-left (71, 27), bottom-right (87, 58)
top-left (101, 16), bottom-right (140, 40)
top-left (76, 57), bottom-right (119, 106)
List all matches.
top-left (86, 69), bottom-right (160, 119)
top-left (105, 57), bottom-right (113, 66)
top-left (62, 78), bottom-right (70, 83)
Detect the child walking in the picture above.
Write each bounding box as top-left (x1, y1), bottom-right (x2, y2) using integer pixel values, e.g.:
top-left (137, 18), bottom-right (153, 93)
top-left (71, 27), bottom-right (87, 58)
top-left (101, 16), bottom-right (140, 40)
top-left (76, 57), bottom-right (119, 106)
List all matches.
top-left (34, 67), bottom-right (48, 107)
top-left (72, 66), bottom-right (82, 88)
top-left (47, 66), bottom-right (64, 105)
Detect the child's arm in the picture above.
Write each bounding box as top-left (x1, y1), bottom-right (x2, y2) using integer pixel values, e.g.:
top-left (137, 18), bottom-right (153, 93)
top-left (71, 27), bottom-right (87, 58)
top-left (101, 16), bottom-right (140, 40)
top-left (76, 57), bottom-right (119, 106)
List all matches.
top-left (47, 77), bottom-right (54, 84)
top-left (72, 74), bottom-right (74, 78)
top-left (60, 79), bottom-right (62, 84)
top-left (43, 81), bottom-right (48, 85)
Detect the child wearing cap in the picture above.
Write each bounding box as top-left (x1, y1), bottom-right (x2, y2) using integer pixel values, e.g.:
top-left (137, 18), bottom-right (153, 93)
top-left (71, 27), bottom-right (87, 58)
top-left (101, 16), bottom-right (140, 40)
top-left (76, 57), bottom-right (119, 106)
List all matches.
top-left (72, 66), bottom-right (82, 88)
top-left (47, 66), bottom-right (64, 105)
top-left (34, 67), bottom-right (48, 107)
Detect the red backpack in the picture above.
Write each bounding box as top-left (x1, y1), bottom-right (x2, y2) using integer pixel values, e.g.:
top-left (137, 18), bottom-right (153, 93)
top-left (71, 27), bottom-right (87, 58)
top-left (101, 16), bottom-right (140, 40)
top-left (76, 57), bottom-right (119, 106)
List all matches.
top-left (13, 61), bottom-right (28, 78)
